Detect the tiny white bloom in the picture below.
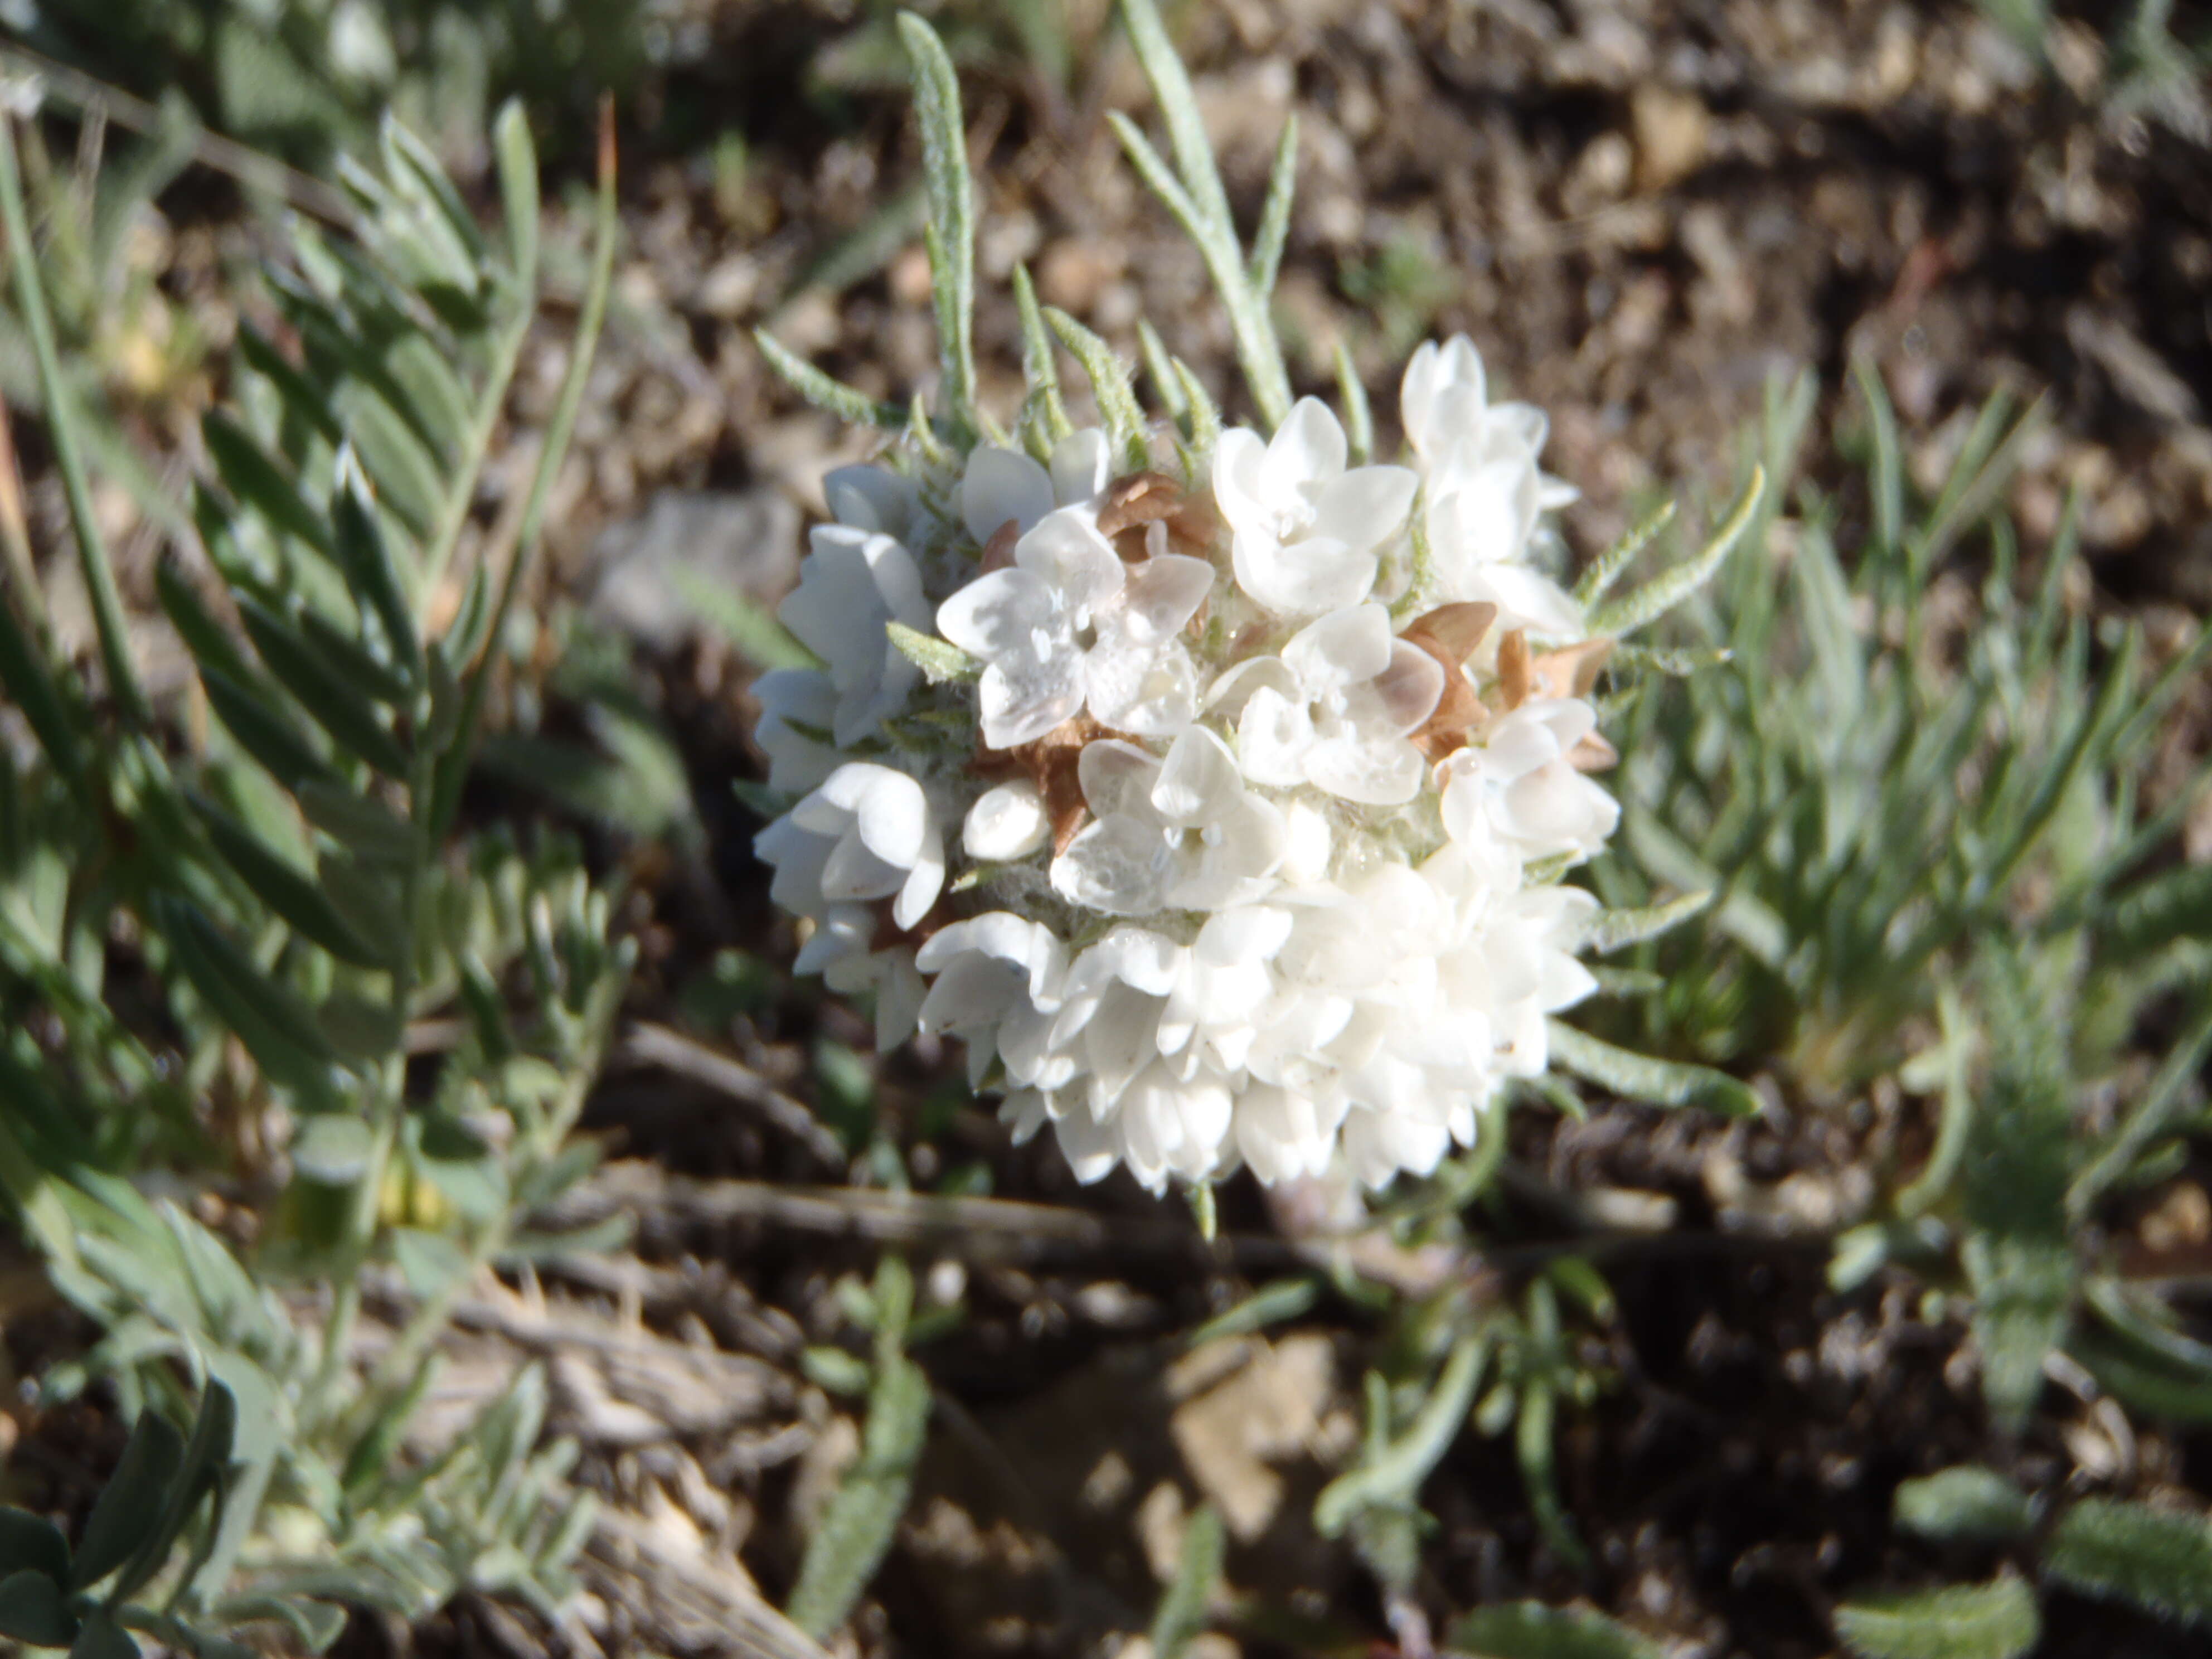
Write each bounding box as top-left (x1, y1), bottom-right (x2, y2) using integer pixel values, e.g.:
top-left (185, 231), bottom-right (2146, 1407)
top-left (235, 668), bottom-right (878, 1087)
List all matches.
top-left (1441, 698), bottom-right (1620, 860)
top-left (782, 761), bottom-right (945, 929)
top-left (1215, 399), bottom-right (1418, 617)
top-left (777, 526), bottom-right (934, 746)
top-left (963, 780), bottom-right (1050, 861)
top-left (1207, 604), bottom-right (1444, 806)
top-left (937, 510), bottom-right (1212, 748)
top-left (751, 667), bottom-right (842, 795)
top-left (1051, 730), bottom-right (1285, 915)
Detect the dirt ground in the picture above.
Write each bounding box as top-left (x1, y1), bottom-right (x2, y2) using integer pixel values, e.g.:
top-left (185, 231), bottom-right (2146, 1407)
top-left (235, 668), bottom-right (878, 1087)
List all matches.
top-left (11, 1), bottom-right (2212, 1656)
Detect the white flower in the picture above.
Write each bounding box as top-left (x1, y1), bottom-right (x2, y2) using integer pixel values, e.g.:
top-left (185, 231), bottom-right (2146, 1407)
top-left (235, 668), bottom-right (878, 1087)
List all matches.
top-left (1050, 729), bottom-right (1284, 915)
top-left (1207, 604), bottom-right (1444, 806)
top-left (937, 510), bottom-right (1213, 748)
top-left (959, 430), bottom-right (1111, 544)
top-left (778, 526), bottom-right (934, 746)
top-left (761, 761), bottom-right (945, 930)
top-left (756, 334), bottom-right (1634, 1199)
top-left (1401, 336), bottom-right (1583, 634)
top-left (1440, 698), bottom-right (1620, 860)
top-left (1215, 399), bottom-right (1417, 617)
top-left (824, 463), bottom-right (922, 540)
top-left (751, 667), bottom-right (842, 795)
top-left (962, 780), bottom-right (1049, 861)
top-left (1419, 438), bottom-right (1584, 636)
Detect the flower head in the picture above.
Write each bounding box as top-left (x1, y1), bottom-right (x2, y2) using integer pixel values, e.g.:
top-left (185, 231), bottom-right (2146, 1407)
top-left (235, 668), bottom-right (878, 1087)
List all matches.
top-left (755, 338), bottom-right (1628, 1195)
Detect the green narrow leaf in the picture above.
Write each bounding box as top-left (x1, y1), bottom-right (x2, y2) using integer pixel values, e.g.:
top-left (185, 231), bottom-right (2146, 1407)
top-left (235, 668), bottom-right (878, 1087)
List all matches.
top-left (1314, 1331), bottom-right (1487, 1536)
top-left (1893, 1466), bottom-right (2035, 1543)
top-left (1148, 1504), bottom-right (1224, 1659)
top-left (202, 634), bottom-right (348, 795)
top-left (0, 1568), bottom-right (77, 1648)
top-left (332, 452), bottom-right (421, 673)
top-left (66, 1608), bottom-right (138, 1659)
top-left (294, 779), bottom-right (414, 866)
top-left (2045, 1499), bottom-right (2212, 1625)
top-left (192, 797), bottom-right (382, 968)
top-left (885, 621), bottom-right (979, 685)
top-left (1544, 1021), bottom-right (1760, 1117)
top-left (1834, 1578), bottom-right (2039, 1659)
top-left (1590, 465), bottom-right (1765, 638)
top-left (493, 100), bottom-right (541, 286)
top-left (151, 896), bottom-right (338, 1096)
top-left (1573, 500), bottom-right (1677, 610)
top-left (1044, 307), bottom-right (1149, 475)
top-left (237, 600), bottom-right (410, 775)
top-left (0, 579), bottom-right (86, 794)
top-left (202, 411), bottom-right (334, 558)
top-left (1852, 355), bottom-right (1904, 560)
top-left (895, 13), bottom-right (977, 433)
top-left (1247, 116), bottom-right (1298, 299)
top-left (1449, 1600), bottom-right (1664, 1659)
top-left (0, 1512), bottom-right (70, 1583)
top-left (753, 330), bottom-right (908, 429)
top-left (1577, 890), bottom-right (1711, 954)
top-left (0, 110), bottom-right (145, 723)
top-left (1012, 263), bottom-right (1073, 449)
top-left (785, 1353), bottom-right (932, 1638)
top-left (235, 322), bottom-right (345, 446)
top-left (1332, 338), bottom-right (1372, 466)
top-left (71, 1411), bottom-right (187, 1589)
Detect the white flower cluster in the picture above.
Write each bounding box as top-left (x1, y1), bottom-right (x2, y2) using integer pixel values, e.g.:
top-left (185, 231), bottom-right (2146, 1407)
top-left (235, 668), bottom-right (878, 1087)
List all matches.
top-left (755, 337), bottom-right (1622, 1192)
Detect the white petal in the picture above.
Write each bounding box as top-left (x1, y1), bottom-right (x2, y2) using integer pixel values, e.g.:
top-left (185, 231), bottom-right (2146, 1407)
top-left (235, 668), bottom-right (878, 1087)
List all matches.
top-left (824, 465), bottom-right (919, 537)
top-left (1052, 1109), bottom-right (1122, 1184)
top-left (1203, 656), bottom-right (1299, 720)
top-left (1303, 734), bottom-right (1427, 806)
top-left (1051, 814), bottom-right (1172, 915)
top-left (1015, 507), bottom-right (1125, 620)
top-left (1307, 465), bottom-right (1418, 554)
top-left (978, 656), bottom-right (1085, 750)
top-left (1262, 398), bottom-right (1347, 500)
top-left (1195, 904), bottom-right (1293, 966)
top-left (962, 445), bottom-right (1055, 543)
top-left (832, 764), bottom-right (929, 867)
top-left (1233, 530), bottom-right (1377, 617)
top-left (1151, 726), bottom-right (1241, 828)
top-left (1369, 638), bottom-right (1447, 733)
top-left (820, 830), bottom-right (905, 902)
top-left (1464, 565), bottom-right (1585, 638)
top-left (1076, 739), bottom-right (1163, 821)
top-left (1497, 763), bottom-right (1619, 853)
top-left (1171, 795), bottom-right (1285, 909)
top-left (1085, 639), bottom-right (1200, 739)
top-left (1283, 604), bottom-right (1393, 691)
top-left (1050, 428), bottom-right (1112, 504)
top-left (936, 567), bottom-right (1061, 661)
top-left (1280, 799), bottom-right (1332, 884)
top-left (963, 781), bottom-right (1049, 861)
top-left (892, 816), bottom-right (944, 929)
top-left (1115, 553), bottom-right (1214, 644)
top-left (1210, 427), bottom-right (1274, 538)
top-left (1236, 685), bottom-right (1315, 788)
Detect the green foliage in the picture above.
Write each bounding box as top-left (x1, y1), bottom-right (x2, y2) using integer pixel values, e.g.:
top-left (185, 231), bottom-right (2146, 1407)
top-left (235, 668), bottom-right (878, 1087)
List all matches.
top-left (1449, 1601), bottom-right (1664, 1659)
top-left (1597, 365), bottom-right (2206, 1093)
top-left (1833, 1578), bottom-right (2040, 1659)
top-left (1893, 1466), bottom-right (2037, 1544)
top-left (2043, 1498), bottom-right (2212, 1624)
top-left (0, 93), bottom-right (625, 1655)
top-left (1148, 1504), bottom-right (1225, 1659)
top-left (20, 0), bottom-right (644, 170)
top-left (786, 1256), bottom-right (938, 1640)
